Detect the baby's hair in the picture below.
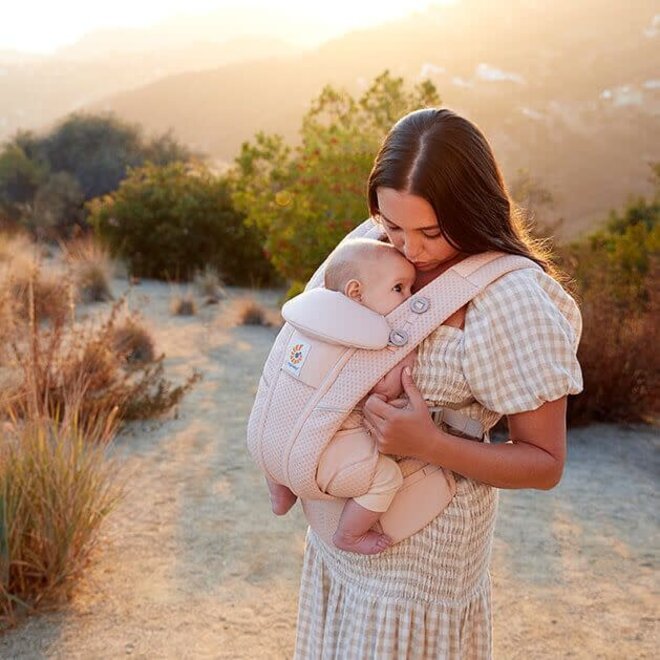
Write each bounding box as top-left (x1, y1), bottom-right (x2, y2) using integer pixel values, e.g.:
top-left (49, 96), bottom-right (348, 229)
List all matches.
top-left (324, 237), bottom-right (403, 293)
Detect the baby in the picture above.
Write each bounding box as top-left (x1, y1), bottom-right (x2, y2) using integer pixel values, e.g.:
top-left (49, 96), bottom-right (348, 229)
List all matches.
top-left (266, 238), bottom-right (417, 554)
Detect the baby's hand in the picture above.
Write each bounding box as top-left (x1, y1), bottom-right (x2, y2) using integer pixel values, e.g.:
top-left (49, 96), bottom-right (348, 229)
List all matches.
top-left (370, 375), bottom-right (400, 401)
top-left (370, 351), bottom-right (417, 401)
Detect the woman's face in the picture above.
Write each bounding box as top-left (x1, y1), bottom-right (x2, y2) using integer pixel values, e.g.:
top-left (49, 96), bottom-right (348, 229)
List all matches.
top-left (375, 188), bottom-right (462, 272)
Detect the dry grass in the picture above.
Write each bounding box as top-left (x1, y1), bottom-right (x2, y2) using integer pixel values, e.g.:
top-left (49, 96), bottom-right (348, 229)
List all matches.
top-left (170, 291), bottom-right (197, 316)
top-left (234, 297), bottom-right (271, 326)
top-left (110, 316), bottom-right (156, 364)
top-left (2, 276), bottom-right (200, 430)
top-left (194, 265), bottom-right (227, 303)
top-left (0, 394), bottom-right (125, 630)
top-left (0, 232), bottom-right (34, 264)
top-left (60, 236), bottom-right (114, 304)
top-left (7, 262), bottom-right (74, 326)
top-left (0, 240), bottom-right (203, 632)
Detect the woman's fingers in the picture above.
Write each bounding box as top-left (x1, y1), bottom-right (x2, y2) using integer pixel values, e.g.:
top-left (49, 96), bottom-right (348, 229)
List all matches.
top-left (400, 367), bottom-right (425, 409)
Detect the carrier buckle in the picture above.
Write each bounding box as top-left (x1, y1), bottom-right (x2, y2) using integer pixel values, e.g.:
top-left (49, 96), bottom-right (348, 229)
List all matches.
top-left (389, 329), bottom-right (409, 346)
top-left (409, 297), bottom-right (430, 314)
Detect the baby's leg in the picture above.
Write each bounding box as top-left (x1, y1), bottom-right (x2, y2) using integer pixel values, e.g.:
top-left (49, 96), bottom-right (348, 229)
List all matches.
top-left (333, 500), bottom-right (392, 554)
top-left (332, 455), bottom-right (403, 554)
top-left (265, 477), bottom-right (297, 515)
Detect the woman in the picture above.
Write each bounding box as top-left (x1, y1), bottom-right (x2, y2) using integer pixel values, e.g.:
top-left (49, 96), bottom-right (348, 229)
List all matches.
top-left (293, 108), bottom-right (583, 658)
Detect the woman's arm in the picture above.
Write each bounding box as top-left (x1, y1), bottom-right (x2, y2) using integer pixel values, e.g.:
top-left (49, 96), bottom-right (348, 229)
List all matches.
top-left (363, 368), bottom-right (567, 490)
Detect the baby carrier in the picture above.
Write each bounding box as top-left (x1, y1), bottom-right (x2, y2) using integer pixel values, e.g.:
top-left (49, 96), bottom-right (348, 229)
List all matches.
top-left (247, 219), bottom-right (542, 544)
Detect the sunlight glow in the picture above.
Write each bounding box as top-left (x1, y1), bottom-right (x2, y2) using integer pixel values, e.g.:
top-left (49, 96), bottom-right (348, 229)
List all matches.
top-left (1, 0), bottom-right (458, 54)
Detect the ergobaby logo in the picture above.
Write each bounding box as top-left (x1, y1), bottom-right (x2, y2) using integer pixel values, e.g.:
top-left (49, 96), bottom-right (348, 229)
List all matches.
top-left (284, 340), bottom-right (310, 377)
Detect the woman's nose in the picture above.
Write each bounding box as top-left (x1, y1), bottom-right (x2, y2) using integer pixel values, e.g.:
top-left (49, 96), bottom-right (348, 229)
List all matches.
top-left (403, 233), bottom-right (422, 260)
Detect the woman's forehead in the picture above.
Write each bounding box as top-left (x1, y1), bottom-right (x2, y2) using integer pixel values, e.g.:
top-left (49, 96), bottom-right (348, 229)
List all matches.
top-left (375, 187), bottom-right (438, 229)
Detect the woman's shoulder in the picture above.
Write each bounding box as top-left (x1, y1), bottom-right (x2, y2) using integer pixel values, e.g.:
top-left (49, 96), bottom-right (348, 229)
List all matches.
top-left (467, 264), bottom-right (582, 344)
top-left (461, 264), bottom-right (584, 414)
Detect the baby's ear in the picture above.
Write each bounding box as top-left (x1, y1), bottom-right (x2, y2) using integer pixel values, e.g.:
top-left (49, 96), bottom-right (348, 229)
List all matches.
top-left (345, 279), bottom-right (362, 301)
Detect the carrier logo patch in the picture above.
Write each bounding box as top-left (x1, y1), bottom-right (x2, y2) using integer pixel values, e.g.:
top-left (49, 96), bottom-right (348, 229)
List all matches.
top-left (284, 340), bottom-right (311, 377)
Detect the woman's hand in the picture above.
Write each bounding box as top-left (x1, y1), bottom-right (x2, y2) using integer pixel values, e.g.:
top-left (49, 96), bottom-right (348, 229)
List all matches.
top-left (363, 367), bottom-right (438, 459)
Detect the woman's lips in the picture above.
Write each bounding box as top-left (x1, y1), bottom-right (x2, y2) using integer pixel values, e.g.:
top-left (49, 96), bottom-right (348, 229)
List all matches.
top-left (412, 261), bottom-right (435, 270)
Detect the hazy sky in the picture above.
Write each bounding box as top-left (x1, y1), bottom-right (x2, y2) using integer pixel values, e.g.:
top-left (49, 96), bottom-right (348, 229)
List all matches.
top-left (1, 0), bottom-right (454, 54)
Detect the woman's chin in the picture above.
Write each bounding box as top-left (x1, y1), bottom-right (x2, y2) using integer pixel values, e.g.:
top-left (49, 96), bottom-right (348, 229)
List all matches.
top-left (413, 261), bottom-right (440, 272)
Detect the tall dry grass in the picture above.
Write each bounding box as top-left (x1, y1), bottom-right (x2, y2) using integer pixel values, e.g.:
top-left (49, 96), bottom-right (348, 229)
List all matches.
top-left (0, 388), bottom-right (125, 630)
top-left (0, 237), bottom-right (202, 629)
top-left (233, 296), bottom-right (271, 326)
top-left (3, 284), bottom-right (200, 429)
top-left (60, 236), bottom-right (114, 303)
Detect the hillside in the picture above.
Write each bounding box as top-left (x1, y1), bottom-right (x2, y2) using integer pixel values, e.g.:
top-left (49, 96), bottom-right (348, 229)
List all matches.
top-left (86, 0), bottom-right (659, 239)
top-left (3, 0), bottom-right (658, 239)
top-left (0, 36), bottom-right (299, 145)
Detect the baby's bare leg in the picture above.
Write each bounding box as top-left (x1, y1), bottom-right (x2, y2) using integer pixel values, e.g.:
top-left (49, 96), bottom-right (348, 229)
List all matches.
top-left (265, 477), bottom-right (297, 515)
top-left (333, 500), bottom-right (392, 554)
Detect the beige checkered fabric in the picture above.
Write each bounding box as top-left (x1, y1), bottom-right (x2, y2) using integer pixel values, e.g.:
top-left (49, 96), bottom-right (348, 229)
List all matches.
top-left (294, 267), bottom-right (583, 659)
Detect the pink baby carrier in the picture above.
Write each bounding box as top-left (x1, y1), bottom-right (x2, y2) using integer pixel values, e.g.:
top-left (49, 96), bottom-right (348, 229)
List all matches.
top-left (247, 219), bottom-right (541, 544)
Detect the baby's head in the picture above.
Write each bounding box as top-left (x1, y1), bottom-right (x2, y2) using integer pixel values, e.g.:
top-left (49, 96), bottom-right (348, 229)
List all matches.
top-left (324, 238), bottom-right (416, 315)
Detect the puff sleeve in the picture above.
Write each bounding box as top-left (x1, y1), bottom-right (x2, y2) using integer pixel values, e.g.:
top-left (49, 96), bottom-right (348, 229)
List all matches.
top-left (462, 268), bottom-right (583, 415)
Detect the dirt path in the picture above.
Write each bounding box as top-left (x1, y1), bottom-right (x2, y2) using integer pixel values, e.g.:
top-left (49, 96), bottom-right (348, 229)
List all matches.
top-left (0, 282), bottom-right (657, 658)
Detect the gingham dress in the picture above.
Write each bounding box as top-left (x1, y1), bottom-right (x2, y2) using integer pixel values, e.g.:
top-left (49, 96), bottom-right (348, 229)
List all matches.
top-left (294, 267), bottom-right (584, 659)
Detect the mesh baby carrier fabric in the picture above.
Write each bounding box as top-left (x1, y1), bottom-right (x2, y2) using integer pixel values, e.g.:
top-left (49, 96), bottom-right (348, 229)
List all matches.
top-left (246, 219), bottom-right (542, 543)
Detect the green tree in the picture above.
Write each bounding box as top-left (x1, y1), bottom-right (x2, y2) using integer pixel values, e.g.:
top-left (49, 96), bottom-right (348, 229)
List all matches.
top-left (0, 114), bottom-right (195, 235)
top-left (42, 113), bottom-right (192, 200)
top-left (566, 163), bottom-right (659, 308)
top-left (0, 143), bottom-right (47, 221)
top-left (88, 161), bottom-right (275, 284)
top-left (26, 172), bottom-right (84, 238)
top-left (231, 71), bottom-right (441, 291)
top-left (560, 163), bottom-right (659, 424)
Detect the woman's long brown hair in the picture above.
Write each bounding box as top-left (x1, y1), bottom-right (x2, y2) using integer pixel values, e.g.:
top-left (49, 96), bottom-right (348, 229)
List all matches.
top-left (367, 108), bottom-right (562, 280)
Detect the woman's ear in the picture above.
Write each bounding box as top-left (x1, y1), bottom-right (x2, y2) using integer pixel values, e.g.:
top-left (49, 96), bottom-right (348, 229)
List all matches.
top-left (345, 279), bottom-right (362, 301)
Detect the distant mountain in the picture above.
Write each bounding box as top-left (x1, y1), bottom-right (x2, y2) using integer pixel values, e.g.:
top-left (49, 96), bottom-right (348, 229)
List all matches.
top-left (81, 0), bottom-right (659, 239)
top-left (0, 36), bottom-right (300, 145)
top-left (0, 2), bottom-right (391, 143)
top-left (3, 0), bottom-right (658, 239)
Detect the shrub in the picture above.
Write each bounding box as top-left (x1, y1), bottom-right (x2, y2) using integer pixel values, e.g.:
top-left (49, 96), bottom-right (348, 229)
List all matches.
top-left (24, 171), bottom-right (84, 239)
top-left (0, 143), bottom-right (47, 223)
top-left (8, 262), bottom-right (74, 326)
top-left (39, 113), bottom-right (193, 201)
top-left (110, 316), bottom-right (156, 364)
top-left (0, 397), bottom-right (125, 630)
top-left (235, 297), bottom-right (270, 326)
top-left (561, 171), bottom-right (659, 425)
top-left (567, 258), bottom-right (658, 425)
top-left (170, 292), bottom-right (197, 316)
top-left (0, 115), bottom-right (193, 236)
top-left (60, 236), bottom-right (114, 303)
top-left (89, 161), bottom-right (276, 284)
top-left (3, 286), bottom-right (201, 430)
top-left (194, 265), bottom-right (227, 302)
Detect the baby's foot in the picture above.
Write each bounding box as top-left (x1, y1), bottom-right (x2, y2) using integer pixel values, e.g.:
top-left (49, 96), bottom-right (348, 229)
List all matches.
top-left (332, 529), bottom-right (393, 555)
top-left (269, 485), bottom-right (298, 515)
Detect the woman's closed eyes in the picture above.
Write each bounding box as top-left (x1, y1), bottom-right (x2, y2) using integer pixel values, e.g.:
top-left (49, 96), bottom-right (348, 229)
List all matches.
top-left (380, 216), bottom-right (442, 239)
